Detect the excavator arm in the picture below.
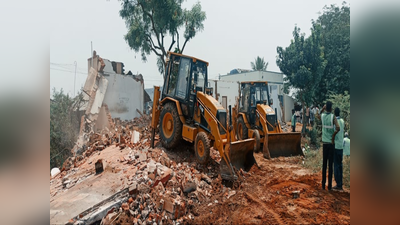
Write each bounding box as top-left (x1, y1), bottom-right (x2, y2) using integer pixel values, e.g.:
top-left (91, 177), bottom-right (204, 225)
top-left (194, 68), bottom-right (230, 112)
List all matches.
top-left (197, 93), bottom-right (256, 180)
top-left (196, 97), bottom-right (237, 179)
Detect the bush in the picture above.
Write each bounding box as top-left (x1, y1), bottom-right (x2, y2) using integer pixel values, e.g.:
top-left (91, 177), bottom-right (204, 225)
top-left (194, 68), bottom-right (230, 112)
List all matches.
top-left (327, 91), bottom-right (350, 136)
top-left (50, 89), bottom-right (85, 169)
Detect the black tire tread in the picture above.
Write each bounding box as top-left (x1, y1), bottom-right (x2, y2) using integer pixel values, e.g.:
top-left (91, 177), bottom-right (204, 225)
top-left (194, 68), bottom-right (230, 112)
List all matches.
top-left (195, 132), bottom-right (211, 164)
top-left (237, 116), bottom-right (249, 140)
top-left (160, 102), bottom-right (183, 149)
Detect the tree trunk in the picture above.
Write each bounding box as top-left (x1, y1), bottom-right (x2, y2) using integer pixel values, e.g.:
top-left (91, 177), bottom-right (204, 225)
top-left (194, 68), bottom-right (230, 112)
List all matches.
top-left (302, 104), bottom-right (306, 135)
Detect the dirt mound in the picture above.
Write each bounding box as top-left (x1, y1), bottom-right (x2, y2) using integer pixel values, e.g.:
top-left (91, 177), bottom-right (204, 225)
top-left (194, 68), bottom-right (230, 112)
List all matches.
top-left (193, 153), bottom-right (350, 224)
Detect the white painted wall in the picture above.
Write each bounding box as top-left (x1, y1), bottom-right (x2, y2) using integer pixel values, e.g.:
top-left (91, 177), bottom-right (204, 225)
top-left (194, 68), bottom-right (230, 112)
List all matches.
top-left (102, 73), bottom-right (144, 120)
top-left (209, 80), bottom-right (239, 110)
top-left (270, 86), bottom-right (283, 122)
top-left (219, 71), bottom-right (284, 95)
top-left (283, 94), bottom-right (295, 122)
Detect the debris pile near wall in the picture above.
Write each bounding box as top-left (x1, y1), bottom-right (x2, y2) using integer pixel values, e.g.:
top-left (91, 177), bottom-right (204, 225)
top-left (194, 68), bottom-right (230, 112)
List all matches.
top-left (52, 114), bottom-right (349, 225)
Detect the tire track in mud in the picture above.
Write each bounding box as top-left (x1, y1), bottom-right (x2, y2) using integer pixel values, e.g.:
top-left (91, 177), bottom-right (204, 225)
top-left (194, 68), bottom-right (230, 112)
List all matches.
top-left (243, 191), bottom-right (284, 224)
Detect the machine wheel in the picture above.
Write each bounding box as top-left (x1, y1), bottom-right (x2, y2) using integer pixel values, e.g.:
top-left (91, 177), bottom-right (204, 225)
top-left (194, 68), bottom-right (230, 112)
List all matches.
top-left (251, 129), bottom-right (261, 153)
top-left (195, 132), bottom-right (211, 165)
top-left (237, 116), bottom-right (248, 140)
top-left (159, 102), bottom-right (182, 149)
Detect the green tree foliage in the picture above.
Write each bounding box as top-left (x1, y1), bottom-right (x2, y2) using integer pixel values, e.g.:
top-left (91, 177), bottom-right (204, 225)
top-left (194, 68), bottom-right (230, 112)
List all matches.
top-left (327, 91), bottom-right (350, 136)
top-left (119, 0), bottom-right (206, 74)
top-left (50, 89), bottom-right (84, 169)
top-left (251, 56), bottom-right (268, 71)
top-left (313, 2), bottom-right (350, 104)
top-left (277, 25), bottom-right (327, 133)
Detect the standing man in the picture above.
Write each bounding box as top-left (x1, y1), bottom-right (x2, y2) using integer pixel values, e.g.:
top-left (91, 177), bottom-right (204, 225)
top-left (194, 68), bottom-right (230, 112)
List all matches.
top-left (310, 106), bottom-right (315, 127)
top-left (291, 109), bottom-right (296, 132)
top-left (333, 107), bottom-right (344, 190)
top-left (343, 132), bottom-right (350, 157)
top-left (316, 101), bottom-right (340, 190)
top-left (306, 106), bottom-right (310, 126)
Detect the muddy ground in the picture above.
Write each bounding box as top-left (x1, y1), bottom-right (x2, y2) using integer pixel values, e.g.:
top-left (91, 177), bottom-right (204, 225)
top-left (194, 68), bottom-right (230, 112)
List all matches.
top-left (191, 151), bottom-right (350, 224)
top-left (160, 141), bottom-right (350, 225)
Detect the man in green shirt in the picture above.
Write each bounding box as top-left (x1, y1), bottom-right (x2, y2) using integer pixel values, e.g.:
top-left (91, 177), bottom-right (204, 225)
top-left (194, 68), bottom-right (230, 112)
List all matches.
top-left (343, 132), bottom-right (350, 156)
top-left (333, 107), bottom-right (345, 190)
top-left (316, 101), bottom-right (340, 190)
top-left (291, 109), bottom-right (296, 132)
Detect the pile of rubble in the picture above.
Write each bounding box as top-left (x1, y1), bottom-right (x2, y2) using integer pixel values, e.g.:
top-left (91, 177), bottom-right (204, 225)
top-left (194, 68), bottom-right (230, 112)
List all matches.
top-left (99, 148), bottom-right (217, 225)
top-left (62, 113), bottom-right (152, 171)
top-left (57, 113), bottom-right (239, 225)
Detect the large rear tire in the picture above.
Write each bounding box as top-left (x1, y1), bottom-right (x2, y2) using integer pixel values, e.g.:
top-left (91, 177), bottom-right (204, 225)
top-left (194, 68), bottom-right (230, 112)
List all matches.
top-left (251, 129), bottom-right (261, 152)
top-left (237, 116), bottom-right (248, 140)
top-left (195, 132), bottom-right (211, 165)
top-left (159, 102), bottom-right (182, 149)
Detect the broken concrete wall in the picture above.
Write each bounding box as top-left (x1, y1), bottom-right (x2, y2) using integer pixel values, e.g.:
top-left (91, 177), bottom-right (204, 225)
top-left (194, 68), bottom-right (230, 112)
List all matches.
top-left (73, 52), bottom-right (144, 156)
top-left (94, 105), bottom-right (110, 132)
top-left (102, 59), bottom-right (144, 120)
top-left (102, 74), bottom-right (143, 120)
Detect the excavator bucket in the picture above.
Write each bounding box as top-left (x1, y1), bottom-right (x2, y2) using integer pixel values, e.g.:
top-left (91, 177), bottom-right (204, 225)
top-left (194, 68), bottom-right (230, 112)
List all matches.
top-left (264, 132), bottom-right (303, 158)
top-left (220, 138), bottom-right (256, 180)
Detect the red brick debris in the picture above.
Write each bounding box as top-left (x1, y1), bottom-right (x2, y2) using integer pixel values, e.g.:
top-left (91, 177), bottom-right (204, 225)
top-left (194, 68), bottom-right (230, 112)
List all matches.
top-left (55, 113), bottom-right (234, 225)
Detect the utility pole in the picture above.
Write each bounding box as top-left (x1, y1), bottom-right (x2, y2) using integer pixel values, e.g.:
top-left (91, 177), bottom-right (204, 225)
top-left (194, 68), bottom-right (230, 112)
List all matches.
top-left (74, 61), bottom-right (77, 97)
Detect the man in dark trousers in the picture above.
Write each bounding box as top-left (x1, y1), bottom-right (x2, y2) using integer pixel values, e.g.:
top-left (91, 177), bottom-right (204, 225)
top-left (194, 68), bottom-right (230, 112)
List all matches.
top-left (333, 107), bottom-right (344, 190)
top-left (316, 101), bottom-right (340, 190)
top-left (291, 109), bottom-right (296, 132)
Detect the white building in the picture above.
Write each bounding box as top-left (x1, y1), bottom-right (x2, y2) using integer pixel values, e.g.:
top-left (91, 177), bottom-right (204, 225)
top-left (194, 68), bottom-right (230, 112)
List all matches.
top-left (212, 70), bottom-right (295, 122)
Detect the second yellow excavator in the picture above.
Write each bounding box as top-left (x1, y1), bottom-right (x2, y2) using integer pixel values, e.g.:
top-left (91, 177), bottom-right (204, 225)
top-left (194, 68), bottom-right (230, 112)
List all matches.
top-left (233, 82), bottom-right (303, 159)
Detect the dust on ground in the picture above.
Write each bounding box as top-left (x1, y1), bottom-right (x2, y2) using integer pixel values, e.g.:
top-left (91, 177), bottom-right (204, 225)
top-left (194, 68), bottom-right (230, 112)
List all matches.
top-left (192, 153), bottom-right (350, 224)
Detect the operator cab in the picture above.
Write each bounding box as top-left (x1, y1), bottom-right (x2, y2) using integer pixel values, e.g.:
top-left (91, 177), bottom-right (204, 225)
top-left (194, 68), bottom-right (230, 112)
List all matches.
top-left (162, 52), bottom-right (209, 121)
top-left (240, 82), bottom-right (274, 129)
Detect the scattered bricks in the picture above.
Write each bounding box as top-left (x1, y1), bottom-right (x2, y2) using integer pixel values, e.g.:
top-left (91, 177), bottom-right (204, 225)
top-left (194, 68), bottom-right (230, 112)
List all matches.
top-left (201, 174), bottom-right (212, 184)
top-left (128, 197), bottom-right (134, 204)
top-left (141, 210), bottom-right (149, 219)
top-left (138, 183), bottom-right (151, 194)
top-left (129, 181), bottom-right (138, 195)
top-left (292, 190), bottom-right (300, 199)
top-left (160, 155), bottom-right (171, 167)
top-left (227, 190), bottom-right (236, 199)
top-left (138, 151), bottom-right (147, 162)
top-left (139, 163), bottom-right (147, 171)
top-left (120, 136), bottom-right (126, 144)
top-left (148, 160), bottom-right (157, 173)
top-left (95, 159), bottom-right (103, 174)
top-left (153, 169), bottom-right (172, 188)
top-left (153, 181), bottom-right (165, 193)
top-left (121, 202), bottom-right (129, 211)
top-left (182, 181), bottom-right (197, 193)
top-left (163, 196), bottom-right (175, 213)
top-left (172, 200), bottom-right (186, 220)
top-left (157, 199), bottom-right (165, 211)
top-left (148, 173), bottom-right (156, 180)
top-left (119, 143), bottom-right (126, 149)
top-left (119, 156), bottom-right (125, 162)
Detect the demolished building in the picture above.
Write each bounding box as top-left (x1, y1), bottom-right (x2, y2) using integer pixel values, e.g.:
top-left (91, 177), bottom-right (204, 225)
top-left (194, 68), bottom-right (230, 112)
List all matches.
top-left (74, 51), bottom-right (147, 155)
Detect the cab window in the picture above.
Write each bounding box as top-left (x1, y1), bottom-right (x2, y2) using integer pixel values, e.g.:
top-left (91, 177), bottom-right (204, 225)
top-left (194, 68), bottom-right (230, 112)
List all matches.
top-left (176, 58), bottom-right (191, 99)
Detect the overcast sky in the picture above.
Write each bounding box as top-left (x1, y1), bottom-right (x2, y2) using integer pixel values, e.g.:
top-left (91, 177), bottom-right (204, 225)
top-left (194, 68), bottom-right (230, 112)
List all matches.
top-left (50, 0), bottom-right (346, 96)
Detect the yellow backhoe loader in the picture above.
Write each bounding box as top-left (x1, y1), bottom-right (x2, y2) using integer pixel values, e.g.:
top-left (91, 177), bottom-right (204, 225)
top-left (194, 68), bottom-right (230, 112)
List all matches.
top-left (150, 52), bottom-right (256, 180)
top-left (233, 81), bottom-right (303, 159)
